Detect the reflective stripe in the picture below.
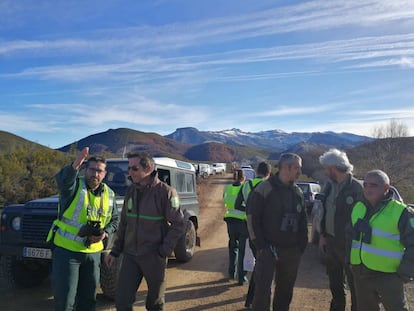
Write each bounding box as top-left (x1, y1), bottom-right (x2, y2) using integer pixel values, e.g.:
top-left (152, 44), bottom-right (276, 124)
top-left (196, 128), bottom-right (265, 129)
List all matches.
top-left (61, 217), bottom-right (83, 229)
top-left (59, 181), bottom-right (87, 228)
top-left (352, 241), bottom-right (404, 259)
top-left (56, 228), bottom-right (85, 243)
top-left (126, 213), bottom-right (165, 221)
top-left (372, 228), bottom-right (400, 240)
top-left (350, 200), bottom-right (406, 272)
top-left (72, 182), bottom-right (87, 222)
top-left (52, 179), bottom-right (113, 253)
top-left (227, 209), bottom-right (246, 216)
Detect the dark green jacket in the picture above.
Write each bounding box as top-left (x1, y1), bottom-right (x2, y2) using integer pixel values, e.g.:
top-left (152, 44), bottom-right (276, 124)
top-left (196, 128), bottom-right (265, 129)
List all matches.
top-left (320, 174), bottom-right (363, 256)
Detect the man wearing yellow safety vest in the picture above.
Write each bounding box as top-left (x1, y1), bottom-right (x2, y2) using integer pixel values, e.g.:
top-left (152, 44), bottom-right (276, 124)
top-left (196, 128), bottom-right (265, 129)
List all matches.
top-left (234, 161), bottom-right (271, 308)
top-left (48, 147), bottom-right (119, 311)
top-left (223, 169), bottom-right (247, 285)
top-left (348, 170), bottom-right (414, 311)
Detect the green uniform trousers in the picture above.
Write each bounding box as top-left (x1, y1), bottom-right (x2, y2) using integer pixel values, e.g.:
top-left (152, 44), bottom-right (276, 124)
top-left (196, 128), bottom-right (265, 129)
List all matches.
top-left (351, 265), bottom-right (409, 311)
top-left (115, 252), bottom-right (167, 311)
top-left (52, 246), bottom-right (101, 311)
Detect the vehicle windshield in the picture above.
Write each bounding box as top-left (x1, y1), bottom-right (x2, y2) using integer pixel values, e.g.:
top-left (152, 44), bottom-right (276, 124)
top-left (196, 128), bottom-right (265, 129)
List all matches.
top-left (297, 184), bottom-right (309, 194)
top-left (104, 161), bottom-right (131, 196)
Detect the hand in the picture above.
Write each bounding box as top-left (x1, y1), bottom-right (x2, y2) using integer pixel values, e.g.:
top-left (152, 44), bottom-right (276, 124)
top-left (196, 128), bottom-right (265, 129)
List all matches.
top-left (72, 147), bottom-right (89, 170)
top-left (105, 253), bottom-right (116, 267)
top-left (87, 231), bottom-right (106, 244)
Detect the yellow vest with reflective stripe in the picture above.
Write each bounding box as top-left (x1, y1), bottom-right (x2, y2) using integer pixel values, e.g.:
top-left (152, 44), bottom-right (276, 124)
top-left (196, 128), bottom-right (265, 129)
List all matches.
top-left (51, 178), bottom-right (114, 253)
top-left (241, 177), bottom-right (263, 202)
top-left (350, 200), bottom-right (405, 272)
top-left (223, 183), bottom-right (246, 220)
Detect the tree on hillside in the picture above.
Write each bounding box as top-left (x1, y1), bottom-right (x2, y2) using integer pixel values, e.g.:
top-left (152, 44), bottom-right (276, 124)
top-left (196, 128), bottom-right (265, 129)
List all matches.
top-left (372, 118), bottom-right (410, 138)
top-left (0, 149), bottom-right (71, 206)
top-left (351, 119), bottom-right (414, 202)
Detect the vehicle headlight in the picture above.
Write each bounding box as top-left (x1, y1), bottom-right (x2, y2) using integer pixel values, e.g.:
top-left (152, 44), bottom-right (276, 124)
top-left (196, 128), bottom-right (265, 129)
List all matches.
top-left (11, 216), bottom-right (21, 231)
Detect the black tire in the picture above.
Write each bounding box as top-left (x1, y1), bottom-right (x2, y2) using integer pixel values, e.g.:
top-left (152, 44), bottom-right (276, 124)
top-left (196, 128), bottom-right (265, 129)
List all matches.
top-left (100, 252), bottom-right (122, 300)
top-left (174, 220), bottom-right (196, 262)
top-left (0, 256), bottom-right (49, 288)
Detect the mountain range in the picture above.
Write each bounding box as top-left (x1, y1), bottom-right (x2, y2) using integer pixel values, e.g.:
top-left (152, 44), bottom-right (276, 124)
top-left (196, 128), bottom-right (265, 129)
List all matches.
top-left (1, 127), bottom-right (372, 162)
top-left (165, 127), bottom-right (371, 151)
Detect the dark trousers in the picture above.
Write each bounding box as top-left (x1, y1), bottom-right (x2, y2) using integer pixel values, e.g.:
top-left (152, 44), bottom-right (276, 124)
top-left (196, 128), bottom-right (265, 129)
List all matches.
top-left (226, 220), bottom-right (248, 283)
top-left (324, 236), bottom-right (357, 311)
top-left (116, 252), bottom-right (167, 311)
top-left (252, 246), bottom-right (302, 311)
top-left (351, 265), bottom-right (409, 311)
top-left (52, 246), bottom-right (101, 311)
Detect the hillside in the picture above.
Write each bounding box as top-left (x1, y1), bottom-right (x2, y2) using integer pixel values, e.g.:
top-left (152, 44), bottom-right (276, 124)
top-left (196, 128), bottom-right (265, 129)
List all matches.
top-left (0, 131), bottom-right (52, 155)
top-left (184, 141), bottom-right (272, 162)
top-left (58, 128), bottom-right (191, 159)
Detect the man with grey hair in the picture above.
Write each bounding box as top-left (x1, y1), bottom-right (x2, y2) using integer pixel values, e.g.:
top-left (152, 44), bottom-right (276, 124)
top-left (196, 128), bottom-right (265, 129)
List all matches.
top-left (318, 148), bottom-right (363, 311)
top-left (348, 169), bottom-right (414, 311)
top-left (247, 153), bottom-right (308, 310)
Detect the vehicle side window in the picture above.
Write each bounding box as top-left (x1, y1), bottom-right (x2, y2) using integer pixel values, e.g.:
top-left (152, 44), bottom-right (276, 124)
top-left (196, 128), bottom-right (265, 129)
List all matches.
top-left (175, 172), bottom-right (195, 193)
top-left (185, 173), bottom-right (195, 193)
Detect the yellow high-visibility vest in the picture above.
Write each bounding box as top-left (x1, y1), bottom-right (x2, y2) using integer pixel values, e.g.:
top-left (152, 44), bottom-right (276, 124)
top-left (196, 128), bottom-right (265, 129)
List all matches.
top-left (48, 178), bottom-right (114, 253)
top-left (350, 200), bottom-right (405, 272)
top-left (223, 184), bottom-right (246, 220)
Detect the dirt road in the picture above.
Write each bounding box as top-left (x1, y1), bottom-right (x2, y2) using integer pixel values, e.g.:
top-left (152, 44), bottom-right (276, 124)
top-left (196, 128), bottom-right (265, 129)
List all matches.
top-left (1, 174), bottom-right (413, 310)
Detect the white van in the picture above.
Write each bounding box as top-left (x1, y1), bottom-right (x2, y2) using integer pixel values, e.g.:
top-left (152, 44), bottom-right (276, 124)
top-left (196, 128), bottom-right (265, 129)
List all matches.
top-left (211, 163), bottom-right (226, 174)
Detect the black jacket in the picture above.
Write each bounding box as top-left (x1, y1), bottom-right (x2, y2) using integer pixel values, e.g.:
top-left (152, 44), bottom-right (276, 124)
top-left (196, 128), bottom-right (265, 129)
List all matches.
top-left (246, 174), bottom-right (308, 252)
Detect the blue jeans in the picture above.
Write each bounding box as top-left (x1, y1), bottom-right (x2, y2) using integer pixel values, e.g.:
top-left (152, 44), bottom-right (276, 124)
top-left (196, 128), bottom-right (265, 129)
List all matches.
top-left (52, 247), bottom-right (100, 311)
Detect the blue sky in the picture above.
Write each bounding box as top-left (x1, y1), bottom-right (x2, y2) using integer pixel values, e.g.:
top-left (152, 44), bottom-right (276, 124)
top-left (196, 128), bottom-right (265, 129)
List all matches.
top-left (1, 0), bottom-right (414, 148)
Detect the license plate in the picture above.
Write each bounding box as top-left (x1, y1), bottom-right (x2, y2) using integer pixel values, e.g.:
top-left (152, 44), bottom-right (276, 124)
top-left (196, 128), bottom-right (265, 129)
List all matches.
top-left (23, 247), bottom-right (52, 259)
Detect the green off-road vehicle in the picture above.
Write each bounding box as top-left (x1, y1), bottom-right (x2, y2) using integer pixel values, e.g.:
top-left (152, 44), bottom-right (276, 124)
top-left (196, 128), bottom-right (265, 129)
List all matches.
top-left (0, 157), bottom-right (200, 299)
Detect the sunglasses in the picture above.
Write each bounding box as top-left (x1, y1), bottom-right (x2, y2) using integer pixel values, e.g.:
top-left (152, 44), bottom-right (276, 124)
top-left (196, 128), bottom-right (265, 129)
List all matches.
top-left (128, 166), bottom-right (140, 172)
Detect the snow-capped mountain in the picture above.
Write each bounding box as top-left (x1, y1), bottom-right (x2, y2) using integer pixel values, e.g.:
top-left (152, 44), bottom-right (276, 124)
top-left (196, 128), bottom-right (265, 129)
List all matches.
top-left (165, 127), bottom-right (371, 151)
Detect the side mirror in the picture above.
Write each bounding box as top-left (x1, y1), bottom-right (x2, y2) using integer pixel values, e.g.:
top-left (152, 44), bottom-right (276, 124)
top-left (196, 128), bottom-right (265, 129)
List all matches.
top-left (315, 193), bottom-right (325, 201)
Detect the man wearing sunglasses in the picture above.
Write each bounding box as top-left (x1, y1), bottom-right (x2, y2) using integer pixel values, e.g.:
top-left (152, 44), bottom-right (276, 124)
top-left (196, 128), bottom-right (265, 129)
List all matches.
top-left (48, 147), bottom-right (119, 311)
top-left (105, 151), bottom-right (185, 311)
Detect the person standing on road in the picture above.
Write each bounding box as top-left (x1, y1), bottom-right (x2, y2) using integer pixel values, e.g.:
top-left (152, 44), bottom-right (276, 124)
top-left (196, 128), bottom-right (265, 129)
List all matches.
top-left (105, 151), bottom-right (185, 311)
top-left (247, 153), bottom-right (308, 311)
top-left (318, 148), bottom-right (363, 311)
top-left (223, 169), bottom-right (248, 285)
top-left (48, 147), bottom-right (119, 311)
top-left (348, 170), bottom-right (414, 311)
top-left (234, 161), bottom-right (271, 308)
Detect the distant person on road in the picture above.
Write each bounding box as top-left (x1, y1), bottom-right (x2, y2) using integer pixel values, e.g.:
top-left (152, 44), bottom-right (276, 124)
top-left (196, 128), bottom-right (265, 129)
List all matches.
top-left (235, 161), bottom-right (271, 308)
top-left (47, 147), bottom-right (119, 311)
top-left (105, 151), bottom-right (185, 311)
top-left (223, 169), bottom-right (248, 285)
top-left (318, 148), bottom-right (363, 311)
top-left (347, 170), bottom-right (414, 311)
top-left (247, 153), bottom-right (308, 310)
